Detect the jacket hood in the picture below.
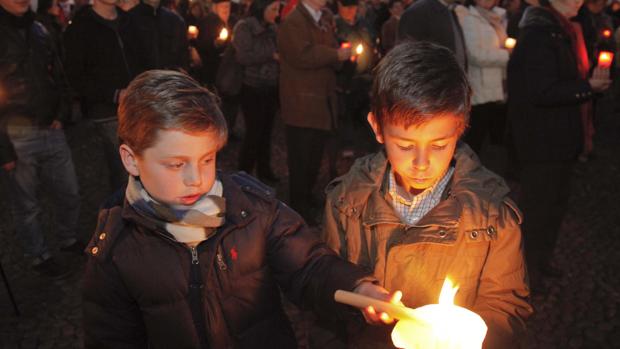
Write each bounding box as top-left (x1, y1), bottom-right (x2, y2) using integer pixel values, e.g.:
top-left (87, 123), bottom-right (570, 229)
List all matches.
top-left (519, 5), bottom-right (560, 30)
top-left (326, 143), bottom-right (513, 226)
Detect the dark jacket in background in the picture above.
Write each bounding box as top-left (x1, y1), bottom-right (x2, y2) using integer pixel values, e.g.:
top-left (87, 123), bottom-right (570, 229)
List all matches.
top-left (0, 7), bottom-right (70, 165)
top-left (83, 172), bottom-right (372, 348)
top-left (397, 0), bottom-right (466, 62)
top-left (507, 6), bottom-right (593, 163)
top-left (127, 2), bottom-right (189, 75)
top-left (232, 16), bottom-right (279, 87)
top-left (64, 6), bottom-right (133, 120)
top-left (196, 12), bottom-right (230, 85)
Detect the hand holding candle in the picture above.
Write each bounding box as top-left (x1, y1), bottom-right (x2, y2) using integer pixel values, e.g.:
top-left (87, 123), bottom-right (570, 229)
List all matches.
top-left (338, 42), bottom-right (353, 61)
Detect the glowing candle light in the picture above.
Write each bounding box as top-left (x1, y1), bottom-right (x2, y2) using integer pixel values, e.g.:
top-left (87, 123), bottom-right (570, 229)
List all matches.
top-left (188, 25), bottom-right (198, 39)
top-left (356, 43), bottom-right (364, 55)
top-left (602, 29), bottom-right (612, 38)
top-left (504, 37), bottom-right (516, 49)
top-left (341, 42), bottom-right (351, 49)
top-left (391, 278), bottom-right (487, 349)
top-left (598, 51), bottom-right (614, 69)
top-left (219, 27), bottom-right (229, 41)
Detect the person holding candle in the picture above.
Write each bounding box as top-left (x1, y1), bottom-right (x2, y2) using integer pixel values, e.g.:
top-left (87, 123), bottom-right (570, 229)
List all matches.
top-left (323, 41), bottom-right (533, 349)
top-left (232, 0), bottom-right (281, 183)
top-left (507, 0), bottom-right (611, 292)
top-left (277, 0), bottom-right (353, 224)
top-left (82, 70), bottom-right (399, 348)
top-left (457, 0), bottom-right (510, 156)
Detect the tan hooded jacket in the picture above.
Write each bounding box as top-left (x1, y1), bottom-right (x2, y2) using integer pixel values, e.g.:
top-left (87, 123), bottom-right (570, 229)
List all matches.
top-left (322, 144), bottom-right (533, 349)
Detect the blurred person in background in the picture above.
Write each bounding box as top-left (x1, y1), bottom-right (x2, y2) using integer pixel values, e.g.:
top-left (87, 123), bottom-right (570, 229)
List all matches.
top-left (459, 0), bottom-right (510, 155)
top-left (398, 0), bottom-right (468, 70)
top-left (507, 0), bottom-right (611, 293)
top-left (233, 0), bottom-right (281, 183)
top-left (380, 0), bottom-right (403, 53)
top-left (278, 0), bottom-right (352, 224)
top-left (64, 0), bottom-right (134, 191)
top-left (1, 0), bottom-right (81, 278)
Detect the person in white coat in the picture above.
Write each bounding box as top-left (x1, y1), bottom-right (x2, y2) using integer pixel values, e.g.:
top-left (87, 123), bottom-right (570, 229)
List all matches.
top-left (458, 0), bottom-right (511, 154)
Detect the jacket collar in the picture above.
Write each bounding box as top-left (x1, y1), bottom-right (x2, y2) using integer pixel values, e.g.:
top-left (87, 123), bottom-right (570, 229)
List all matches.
top-left (0, 6), bottom-right (35, 28)
top-left (519, 5), bottom-right (561, 30)
top-left (329, 143), bottom-right (510, 228)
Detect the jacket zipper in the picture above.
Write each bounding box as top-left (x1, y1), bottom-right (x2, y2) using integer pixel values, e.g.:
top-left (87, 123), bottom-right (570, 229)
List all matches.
top-left (216, 246), bottom-right (227, 271)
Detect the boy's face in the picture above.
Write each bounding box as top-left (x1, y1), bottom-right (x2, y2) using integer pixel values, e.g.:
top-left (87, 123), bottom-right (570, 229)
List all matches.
top-left (368, 113), bottom-right (460, 195)
top-left (120, 129), bottom-right (219, 206)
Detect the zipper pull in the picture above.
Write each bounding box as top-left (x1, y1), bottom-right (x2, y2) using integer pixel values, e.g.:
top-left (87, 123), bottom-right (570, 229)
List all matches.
top-left (190, 246), bottom-right (199, 265)
top-left (216, 248), bottom-right (228, 271)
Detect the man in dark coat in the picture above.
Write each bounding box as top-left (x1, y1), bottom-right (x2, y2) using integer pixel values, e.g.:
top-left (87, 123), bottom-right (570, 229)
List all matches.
top-left (64, 0), bottom-right (134, 190)
top-left (397, 0), bottom-right (467, 69)
top-left (0, 0), bottom-right (81, 278)
top-left (507, 3), bottom-right (611, 292)
top-left (127, 0), bottom-right (189, 75)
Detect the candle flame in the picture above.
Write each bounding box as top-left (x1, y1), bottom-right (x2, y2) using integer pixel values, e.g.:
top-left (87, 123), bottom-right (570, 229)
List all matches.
top-left (438, 277), bottom-right (459, 305)
top-left (504, 37), bottom-right (516, 49)
top-left (219, 28), bottom-right (229, 40)
top-left (356, 43), bottom-right (364, 55)
top-left (603, 29), bottom-right (612, 38)
top-left (599, 51), bottom-right (614, 68)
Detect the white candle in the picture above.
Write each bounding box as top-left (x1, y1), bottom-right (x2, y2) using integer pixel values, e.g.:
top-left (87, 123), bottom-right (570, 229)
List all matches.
top-left (391, 278), bottom-right (487, 349)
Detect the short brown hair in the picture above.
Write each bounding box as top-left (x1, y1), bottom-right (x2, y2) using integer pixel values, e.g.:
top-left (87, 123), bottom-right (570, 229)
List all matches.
top-left (371, 41), bottom-right (471, 136)
top-left (118, 70), bottom-right (228, 156)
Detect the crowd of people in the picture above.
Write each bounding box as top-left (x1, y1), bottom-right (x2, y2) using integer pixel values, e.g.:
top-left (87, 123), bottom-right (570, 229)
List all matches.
top-left (1, 0), bottom-right (618, 346)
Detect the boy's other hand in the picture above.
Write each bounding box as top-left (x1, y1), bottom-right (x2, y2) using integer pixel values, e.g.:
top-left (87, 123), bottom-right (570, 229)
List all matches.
top-left (589, 67), bottom-right (612, 92)
top-left (354, 282), bottom-right (403, 325)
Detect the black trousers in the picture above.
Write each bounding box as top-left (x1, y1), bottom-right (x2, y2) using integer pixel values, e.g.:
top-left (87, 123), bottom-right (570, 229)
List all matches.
top-left (463, 101), bottom-right (506, 154)
top-left (519, 161), bottom-right (573, 274)
top-left (238, 84), bottom-right (278, 175)
top-left (285, 126), bottom-right (329, 220)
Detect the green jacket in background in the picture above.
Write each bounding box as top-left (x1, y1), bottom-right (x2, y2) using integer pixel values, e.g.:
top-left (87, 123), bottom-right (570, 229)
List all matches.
top-left (322, 143), bottom-right (533, 349)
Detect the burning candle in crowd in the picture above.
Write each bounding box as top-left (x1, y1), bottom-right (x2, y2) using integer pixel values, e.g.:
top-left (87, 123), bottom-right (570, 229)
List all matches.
top-left (341, 41), bottom-right (351, 49)
top-left (187, 25), bottom-right (199, 39)
top-left (355, 43), bottom-right (364, 55)
top-left (602, 29), bottom-right (612, 39)
top-left (598, 51), bottom-right (614, 69)
top-left (391, 278), bottom-right (487, 349)
top-left (219, 27), bottom-right (229, 41)
top-left (504, 37), bottom-right (517, 49)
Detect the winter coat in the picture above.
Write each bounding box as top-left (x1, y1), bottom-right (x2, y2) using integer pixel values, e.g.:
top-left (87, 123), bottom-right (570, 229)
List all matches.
top-left (232, 17), bottom-right (279, 88)
top-left (459, 6), bottom-right (509, 105)
top-left (127, 2), bottom-right (189, 76)
top-left (323, 144), bottom-right (533, 349)
top-left (64, 6), bottom-right (133, 120)
top-left (397, 0), bottom-right (466, 62)
top-left (277, 4), bottom-right (340, 131)
top-left (0, 7), bottom-right (70, 165)
top-left (507, 6), bottom-right (593, 163)
top-left (83, 172), bottom-right (373, 349)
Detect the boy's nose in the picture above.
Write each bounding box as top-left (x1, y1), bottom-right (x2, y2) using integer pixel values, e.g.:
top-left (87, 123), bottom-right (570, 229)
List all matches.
top-left (412, 150), bottom-right (430, 171)
top-left (184, 166), bottom-right (203, 187)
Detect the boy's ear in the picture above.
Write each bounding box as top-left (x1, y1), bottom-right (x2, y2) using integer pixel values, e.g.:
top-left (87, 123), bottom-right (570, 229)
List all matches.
top-left (367, 112), bottom-right (385, 144)
top-left (119, 144), bottom-right (140, 177)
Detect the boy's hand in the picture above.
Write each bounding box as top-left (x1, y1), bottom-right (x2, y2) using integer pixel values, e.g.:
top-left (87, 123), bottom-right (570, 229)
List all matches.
top-left (354, 282), bottom-right (403, 325)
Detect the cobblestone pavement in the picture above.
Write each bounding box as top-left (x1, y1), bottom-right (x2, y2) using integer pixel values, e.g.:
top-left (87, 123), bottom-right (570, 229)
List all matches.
top-left (1, 95), bottom-right (619, 348)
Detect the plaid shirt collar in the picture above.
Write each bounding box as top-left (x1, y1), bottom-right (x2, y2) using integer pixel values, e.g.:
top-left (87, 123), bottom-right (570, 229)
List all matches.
top-left (387, 166), bottom-right (455, 225)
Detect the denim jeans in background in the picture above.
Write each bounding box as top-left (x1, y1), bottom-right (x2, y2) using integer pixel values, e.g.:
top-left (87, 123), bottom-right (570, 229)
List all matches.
top-left (5, 126), bottom-right (81, 264)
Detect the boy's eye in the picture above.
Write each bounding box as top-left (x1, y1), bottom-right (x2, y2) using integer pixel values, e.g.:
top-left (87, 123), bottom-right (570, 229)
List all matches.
top-left (166, 162), bottom-right (184, 169)
top-left (397, 144), bottom-right (415, 151)
top-left (203, 157), bottom-right (214, 164)
top-left (432, 144), bottom-right (448, 150)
